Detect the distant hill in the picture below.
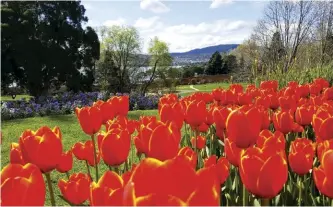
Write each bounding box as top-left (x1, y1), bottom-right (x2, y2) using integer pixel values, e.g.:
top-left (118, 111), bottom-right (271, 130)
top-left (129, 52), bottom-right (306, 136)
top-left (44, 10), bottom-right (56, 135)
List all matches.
top-left (170, 44), bottom-right (239, 57)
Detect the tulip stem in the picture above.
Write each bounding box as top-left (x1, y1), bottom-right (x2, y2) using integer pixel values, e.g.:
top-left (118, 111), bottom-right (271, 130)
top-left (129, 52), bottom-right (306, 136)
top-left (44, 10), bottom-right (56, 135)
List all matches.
top-left (242, 184), bottom-right (248, 206)
top-left (91, 134), bottom-right (99, 181)
top-left (86, 161), bottom-right (92, 179)
top-left (331, 198), bottom-right (332, 206)
top-left (298, 176), bottom-right (302, 206)
top-left (261, 198), bottom-right (270, 206)
top-left (65, 171), bottom-right (70, 180)
top-left (131, 138), bottom-right (134, 166)
top-left (45, 172), bottom-right (56, 206)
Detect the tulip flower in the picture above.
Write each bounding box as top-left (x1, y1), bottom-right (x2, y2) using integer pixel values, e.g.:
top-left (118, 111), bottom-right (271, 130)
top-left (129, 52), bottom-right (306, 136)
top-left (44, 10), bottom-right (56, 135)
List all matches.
top-left (313, 149), bottom-right (333, 198)
top-left (256, 130), bottom-right (285, 151)
top-left (89, 171), bottom-right (126, 206)
top-left (224, 138), bottom-right (242, 167)
top-left (109, 95), bottom-right (129, 117)
top-left (191, 136), bottom-right (206, 150)
top-left (239, 146), bottom-right (288, 199)
top-left (148, 121), bottom-right (181, 161)
top-left (288, 138), bottom-right (316, 175)
top-left (237, 92), bottom-right (253, 105)
top-left (58, 173), bottom-right (91, 205)
top-left (197, 122), bottom-right (209, 133)
top-left (323, 87), bottom-right (333, 101)
top-left (75, 106), bottom-right (102, 135)
top-left (273, 110), bottom-right (303, 134)
top-left (226, 106), bottom-right (262, 148)
top-left (295, 104), bottom-right (315, 126)
top-left (229, 84), bottom-right (244, 94)
top-left (316, 139), bottom-right (333, 163)
top-left (56, 150), bottom-right (73, 173)
top-left (309, 84), bottom-right (321, 96)
top-left (178, 147), bottom-right (197, 169)
top-left (72, 141), bottom-right (101, 166)
top-left (185, 100), bottom-right (207, 127)
top-left (213, 106), bottom-right (232, 130)
top-left (19, 126), bottom-right (63, 173)
top-left (312, 107), bottom-right (333, 141)
top-left (267, 94), bottom-right (279, 110)
top-left (1, 163), bottom-right (46, 206)
top-left (129, 156), bottom-right (220, 205)
top-left (204, 155), bottom-right (230, 184)
top-left (159, 102), bottom-right (184, 130)
top-left (9, 142), bottom-right (25, 165)
top-left (122, 164), bottom-right (137, 186)
top-left (93, 100), bottom-right (115, 124)
top-left (100, 127), bottom-right (130, 166)
top-left (221, 89), bottom-right (237, 105)
top-left (279, 95), bottom-right (297, 112)
top-left (313, 78), bottom-right (330, 91)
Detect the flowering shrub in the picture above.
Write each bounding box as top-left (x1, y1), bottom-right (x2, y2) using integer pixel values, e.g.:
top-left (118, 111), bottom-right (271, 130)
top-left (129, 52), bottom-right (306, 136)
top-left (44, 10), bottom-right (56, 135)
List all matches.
top-left (1, 92), bottom-right (160, 120)
top-left (1, 78), bottom-right (333, 206)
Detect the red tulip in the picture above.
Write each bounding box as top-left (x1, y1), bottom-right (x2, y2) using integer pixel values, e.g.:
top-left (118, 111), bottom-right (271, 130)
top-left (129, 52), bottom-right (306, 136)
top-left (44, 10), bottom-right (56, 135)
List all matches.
top-left (213, 106), bottom-right (232, 130)
top-left (204, 155), bottom-right (230, 184)
top-left (75, 106), bottom-right (102, 135)
top-left (191, 136), bottom-right (206, 150)
top-left (323, 87), bottom-right (333, 101)
top-left (279, 95), bottom-right (297, 112)
top-left (312, 107), bottom-right (333, 141)
top-left (108, 96), bottom-right (129, 117)
top-left (256, 130), bottom-right (285, 151)
top-left (239, 146), bottom-right (288, 199)
top-left (185, 100), bottom-right (207, 127)
top-left (56, 150), bottom-right (73, 173)
top-left (1, 163), bottom-right (46, 206)
top-left (19, 126), bottom-right (63, 173)
top-left (313, 149), bottom-right (333, 198)
top-left (295, 104), bottom-right (315, 126)
top-left (148, 121), bottom-right (181, 161)
top-left (178, 147), bottom-right (197, 169)
top-left (317, 139), bottom-right (333, 163)
top-left (224, 138), bottom-right (242, 167)
top-left (58, 173), bottom-right (91, 205)
top-left (100, 127), bottom-right (130, 166)
top-left (72, 141), bottom-right (101, 166)
top-left (226, 105), bottom-right (262, 148)
top-left (90, 171), bottom-right (126, 206)
top-left (273, 110), bottom-right (303, 134)
top-left (93, 100), bottom-right (115, 124)
top-left (159, 102), bottom-right (184, 130)
top-left (288, 138), bottom-right (316, 175)
top-left (9, 143), bottom-right (25, 165)
top-left (229, 84), bottom-right (243, 94)
top-left (129, 156), bottom-right (220, 205)
top-left (237, 92), bottom-right (253, 105)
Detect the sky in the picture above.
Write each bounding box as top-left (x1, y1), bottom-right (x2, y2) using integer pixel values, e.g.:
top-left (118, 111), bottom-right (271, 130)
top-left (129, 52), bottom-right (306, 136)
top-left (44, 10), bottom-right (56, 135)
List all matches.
top-left (81, 0), bottom-right (268, 53)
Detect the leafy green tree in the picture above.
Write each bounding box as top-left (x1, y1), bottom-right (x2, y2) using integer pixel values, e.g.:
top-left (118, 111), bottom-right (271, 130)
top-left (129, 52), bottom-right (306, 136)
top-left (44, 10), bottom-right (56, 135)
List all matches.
top-left (98, 25), bottom-right (141, 93)
top-left (205, 51), bottom-right (222, 75)
top-left (222, 54), bottom-right (238, 74)
top-left (1, 1), bottom-right (100, 96)
top-left (141, 37), bottom-right (172, 95)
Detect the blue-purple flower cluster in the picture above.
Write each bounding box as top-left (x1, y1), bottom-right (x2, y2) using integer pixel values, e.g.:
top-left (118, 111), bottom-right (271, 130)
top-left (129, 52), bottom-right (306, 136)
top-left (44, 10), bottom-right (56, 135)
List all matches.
top-left (1, 91), bottom-right (160, 120)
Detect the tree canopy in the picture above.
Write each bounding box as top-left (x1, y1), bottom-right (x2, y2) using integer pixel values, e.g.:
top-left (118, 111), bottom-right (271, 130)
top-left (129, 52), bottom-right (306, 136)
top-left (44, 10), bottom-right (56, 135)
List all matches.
top-left (1, 1), bottom-right (100, 96)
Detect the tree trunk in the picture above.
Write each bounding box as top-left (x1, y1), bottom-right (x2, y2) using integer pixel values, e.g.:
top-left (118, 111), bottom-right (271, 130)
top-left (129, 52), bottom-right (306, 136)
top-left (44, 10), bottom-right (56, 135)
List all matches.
top-left (141, 59), bottom-right (159, 96)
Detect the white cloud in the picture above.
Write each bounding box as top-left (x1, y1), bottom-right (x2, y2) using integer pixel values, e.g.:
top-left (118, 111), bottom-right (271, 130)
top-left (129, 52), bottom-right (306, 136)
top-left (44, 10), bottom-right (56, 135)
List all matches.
top-left (210, 0), bottom-right (233, 9)
top-left (134, 16), bottom-right (160, 29)
top-left (83, 3), bottom-right (93, 10)
top-left (137, 19), bottom-right (256, 53)
top-left (140, 0), bottom-right (170, 13)
top-left (103, 18), bottom-right (126, 27)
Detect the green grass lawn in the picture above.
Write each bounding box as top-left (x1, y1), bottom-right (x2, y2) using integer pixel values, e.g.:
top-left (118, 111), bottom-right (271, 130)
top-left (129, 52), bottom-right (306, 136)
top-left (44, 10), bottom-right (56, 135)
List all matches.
top-left (1, 94), bottom-right (32, 101)
top-left (1, 109), bottom-right (158, 206)
top-left (177, 82), bottom-right (248, 92)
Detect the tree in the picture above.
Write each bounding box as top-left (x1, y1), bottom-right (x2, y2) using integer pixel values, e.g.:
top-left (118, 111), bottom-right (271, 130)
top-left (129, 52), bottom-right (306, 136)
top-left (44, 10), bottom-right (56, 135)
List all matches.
top-left (222, 54), bottom-right (238, 74)
top-left (98, 25), bottom-right (141, 93)
top-left (253, 1), bottom-right (320, 72)
top-left (205, 51), bottom-right (222, 75)
top-left (1, 1), bottom-right (100, 96)
top-left (141, 37), bottom-right (172, 95)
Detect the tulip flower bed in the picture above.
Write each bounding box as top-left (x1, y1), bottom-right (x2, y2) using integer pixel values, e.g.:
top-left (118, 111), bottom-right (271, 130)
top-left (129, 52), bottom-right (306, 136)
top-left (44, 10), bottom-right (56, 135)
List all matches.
top-left (1, 78), bottom-right (333, 206)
